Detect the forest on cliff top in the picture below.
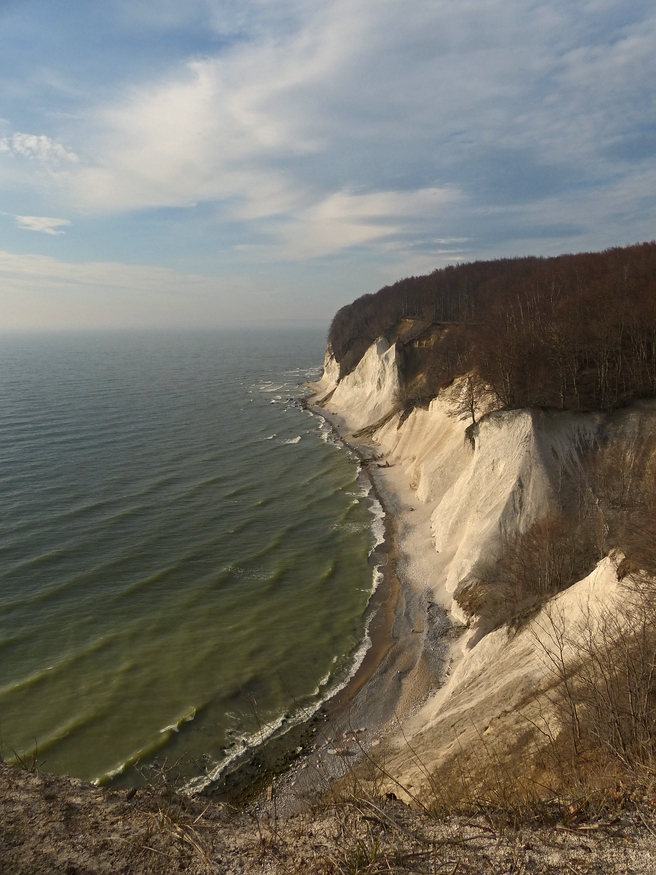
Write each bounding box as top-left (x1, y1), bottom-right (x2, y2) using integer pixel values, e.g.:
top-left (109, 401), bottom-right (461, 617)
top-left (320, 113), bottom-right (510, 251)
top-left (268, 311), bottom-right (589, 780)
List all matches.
top-left (329, 242), bottom-right (656, 412)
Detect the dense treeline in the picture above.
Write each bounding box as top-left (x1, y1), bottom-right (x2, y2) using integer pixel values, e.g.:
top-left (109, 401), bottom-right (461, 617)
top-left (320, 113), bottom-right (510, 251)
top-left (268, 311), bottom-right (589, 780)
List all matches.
top-left (329, 242), bottom-right (656, 411)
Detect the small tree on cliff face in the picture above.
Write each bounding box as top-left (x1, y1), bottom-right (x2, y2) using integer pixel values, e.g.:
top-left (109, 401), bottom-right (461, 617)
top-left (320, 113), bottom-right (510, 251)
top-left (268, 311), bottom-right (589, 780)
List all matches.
top-left (456, 515), bottom-right (598, 633)
top-left (445, 373), bottom-right (488, 426)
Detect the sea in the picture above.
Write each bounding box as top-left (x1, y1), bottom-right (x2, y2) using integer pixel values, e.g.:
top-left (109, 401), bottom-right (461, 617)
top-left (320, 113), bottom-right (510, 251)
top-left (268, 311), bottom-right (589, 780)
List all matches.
top-left (0, 328), bottom-right (383, 790)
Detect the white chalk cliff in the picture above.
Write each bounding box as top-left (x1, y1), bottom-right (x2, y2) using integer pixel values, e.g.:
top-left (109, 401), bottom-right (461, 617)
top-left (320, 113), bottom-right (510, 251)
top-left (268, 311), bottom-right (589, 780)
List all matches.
top-left (314, 339), bottom-right (401, 432)
top-left (313, 338), bottom-right (656, 799)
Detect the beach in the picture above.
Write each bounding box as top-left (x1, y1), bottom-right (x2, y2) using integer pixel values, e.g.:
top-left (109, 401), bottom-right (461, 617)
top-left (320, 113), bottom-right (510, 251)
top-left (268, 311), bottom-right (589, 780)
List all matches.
top-left (294, 343), bottom-right (656, 808)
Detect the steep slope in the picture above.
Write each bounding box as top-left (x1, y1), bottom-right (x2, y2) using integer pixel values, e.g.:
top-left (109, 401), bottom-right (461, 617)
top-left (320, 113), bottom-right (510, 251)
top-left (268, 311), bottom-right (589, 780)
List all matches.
top-left (382, 555), bottom-right (626, 799)
top-left (314, 338), bottom-right (401, 432)
top-left (312, 334), bottom-right (656, 803)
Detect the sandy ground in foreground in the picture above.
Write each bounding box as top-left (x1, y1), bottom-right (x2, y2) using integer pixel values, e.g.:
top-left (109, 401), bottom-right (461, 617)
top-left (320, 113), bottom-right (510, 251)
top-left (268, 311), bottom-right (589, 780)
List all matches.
top-left (4, 760), bottom-right (656, 875)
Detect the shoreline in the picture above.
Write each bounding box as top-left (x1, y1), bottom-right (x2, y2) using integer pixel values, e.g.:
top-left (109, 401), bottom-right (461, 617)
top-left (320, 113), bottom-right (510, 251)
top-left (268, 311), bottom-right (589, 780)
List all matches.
top-left (205, 404), bottom-right (408, 808)
top-left (312, 418), bottom-right (403, 716)
top-left (314, 403), bottom-right (452, 722)
top-left (317, 408), bottom-right (402, 714)
top-left (204, 389), bottom-right (453, 812)
top-left (245, 399), bottom-right (453, 813)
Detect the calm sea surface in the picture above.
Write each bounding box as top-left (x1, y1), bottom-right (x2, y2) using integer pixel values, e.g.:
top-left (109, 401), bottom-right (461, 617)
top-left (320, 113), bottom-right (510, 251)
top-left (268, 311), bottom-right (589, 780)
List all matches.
top-left (0, 329), bottom-right (379, 788)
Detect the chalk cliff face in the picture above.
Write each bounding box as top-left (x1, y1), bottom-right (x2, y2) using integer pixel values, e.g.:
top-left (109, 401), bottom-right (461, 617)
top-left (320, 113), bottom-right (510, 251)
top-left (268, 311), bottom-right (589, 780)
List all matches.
top-left (314, 339), bottom-right (401, 432)
top-left (384, 554), bottom-right (626, 797)
top-left (315, 343), bottom-right (604, 621)
top-left (314, 336), bottom-right (656, 800)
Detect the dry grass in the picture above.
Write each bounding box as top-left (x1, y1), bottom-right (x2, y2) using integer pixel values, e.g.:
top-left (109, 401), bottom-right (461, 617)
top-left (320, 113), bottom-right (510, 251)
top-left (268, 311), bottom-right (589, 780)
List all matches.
top-left (417, 567), bottom-right (656, 837)
top-left (4, 749), bottom-right (656, 874)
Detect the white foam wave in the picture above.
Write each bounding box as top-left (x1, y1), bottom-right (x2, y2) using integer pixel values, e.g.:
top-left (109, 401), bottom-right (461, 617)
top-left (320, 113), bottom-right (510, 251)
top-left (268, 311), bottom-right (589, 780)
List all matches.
top-left (98, 762), bottom-right (130, 783)
top-left (263, 434), bottom-right (276, 440)
top-left (94, 719), bottom-right (185, 785)
top-left (160, 708), bottom-right (196, 734)
top-left (356, 475), bottom-right (372, 498)
top-left (179, 401), bottom-right (388, 797)
top-left (332, 521), bottom-right (368, 534)
top-left (183, 710), bottom-right (303, 794)
top-left (370, 565), bottom-right (384, 596)
top-left (182, 632), bottom-right (374, 796)
top-left (314, 668), bottom-right (333, 694)
top-left (182, 549), bottom-right (386, 797)
top-left (320, 427), bottom-right (340, 446)
top-left (368, 498), bottom-right (385, 554)
top-left (261, 384), bottom-right (285, 393)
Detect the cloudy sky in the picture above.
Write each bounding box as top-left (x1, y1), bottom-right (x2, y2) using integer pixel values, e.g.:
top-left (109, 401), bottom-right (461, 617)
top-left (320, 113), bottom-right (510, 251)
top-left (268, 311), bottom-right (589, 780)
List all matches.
top-left (1, 0), bottom-right (655, 329)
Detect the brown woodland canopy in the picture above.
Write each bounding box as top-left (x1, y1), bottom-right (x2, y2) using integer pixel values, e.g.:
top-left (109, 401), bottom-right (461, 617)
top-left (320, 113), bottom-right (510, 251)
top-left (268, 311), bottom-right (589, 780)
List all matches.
top-left (328, 242), bottom-right (656, 412)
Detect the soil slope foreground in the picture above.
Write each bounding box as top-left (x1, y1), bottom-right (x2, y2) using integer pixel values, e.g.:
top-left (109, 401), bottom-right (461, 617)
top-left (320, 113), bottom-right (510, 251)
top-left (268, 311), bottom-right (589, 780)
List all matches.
top-left (3, 758), bottom-right (656, 874)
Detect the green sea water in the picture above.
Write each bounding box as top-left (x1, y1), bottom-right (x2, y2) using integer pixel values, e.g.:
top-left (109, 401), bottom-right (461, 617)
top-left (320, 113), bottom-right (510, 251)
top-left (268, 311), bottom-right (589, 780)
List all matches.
top-left (0, 329), bottom-right (381, 788)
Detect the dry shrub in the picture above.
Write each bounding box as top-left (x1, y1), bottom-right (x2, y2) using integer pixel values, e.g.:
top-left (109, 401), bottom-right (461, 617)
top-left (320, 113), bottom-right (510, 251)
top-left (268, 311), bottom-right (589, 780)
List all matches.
top-left (457, 427), bottom-right (656, 635)
top-left (538, 580), bottom-right (656, 775)
top-left (584, 427), bottom-right (656, 574)
top-left (622, 512), bottom-right (656, 578)
top-left (433, 433), bottom-right (656, 820)
top-left (420, 578), bottom-right (656, 823)
top-left (455, 515), bottom-right (597, 634)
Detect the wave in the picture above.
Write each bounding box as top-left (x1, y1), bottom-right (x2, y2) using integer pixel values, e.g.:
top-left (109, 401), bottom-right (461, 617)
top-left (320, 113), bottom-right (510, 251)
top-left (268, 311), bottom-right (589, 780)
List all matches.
top-left (181, 499), bottom-right (387, 797)
top-left (0, 632), bottom-right (123, 700)
top-left (111, 563), bottom-right (179, 600)
top-left (368, 498), bottom-right (386, 554)
top-left (319, 422), bottom-right (341, 447)
top-left (182, 560), bottom-right (382, 796)
top-left (160, 707), bottom-right (197, 735)
top-left (0, 665), bottom-right (58, 699)
top-left (2, 332), bottom-right (378, 787)
top-left (260, 384), bottom-right (286, 393)
top-left (182, 622), bottom-right (375, 795)
top-left (8, 710), bottom-right (101, 763)
top-left (94, 729), bottom-right (183, 785)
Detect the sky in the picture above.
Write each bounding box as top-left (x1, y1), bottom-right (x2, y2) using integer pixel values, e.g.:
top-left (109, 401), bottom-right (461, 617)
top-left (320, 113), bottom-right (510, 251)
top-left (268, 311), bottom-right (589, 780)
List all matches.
top-left (1, 0), bottom-right (655, 330)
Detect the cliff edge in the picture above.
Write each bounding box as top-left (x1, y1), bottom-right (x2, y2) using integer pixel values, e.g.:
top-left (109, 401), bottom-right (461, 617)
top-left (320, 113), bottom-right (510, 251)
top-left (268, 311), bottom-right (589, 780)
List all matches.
top-left (312, 321), bottom-right (656, 806)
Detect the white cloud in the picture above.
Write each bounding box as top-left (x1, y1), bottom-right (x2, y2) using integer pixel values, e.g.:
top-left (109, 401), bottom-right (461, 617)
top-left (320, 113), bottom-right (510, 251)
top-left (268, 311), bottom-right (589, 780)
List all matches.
top-left (257, 186), bottom-right (461, 260)
top-left (111, 0), bottom-right (315, 38)
top-left (4, 0), bottom-right (656, 273)
top-left (1, 133), bottom-right (79, 165)
top-left (61, 1), bottom-right (654, 246)
top-left (0, 132), bottom-right (81, 199)
top-left (15, 215), bottom-right (72, 235)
